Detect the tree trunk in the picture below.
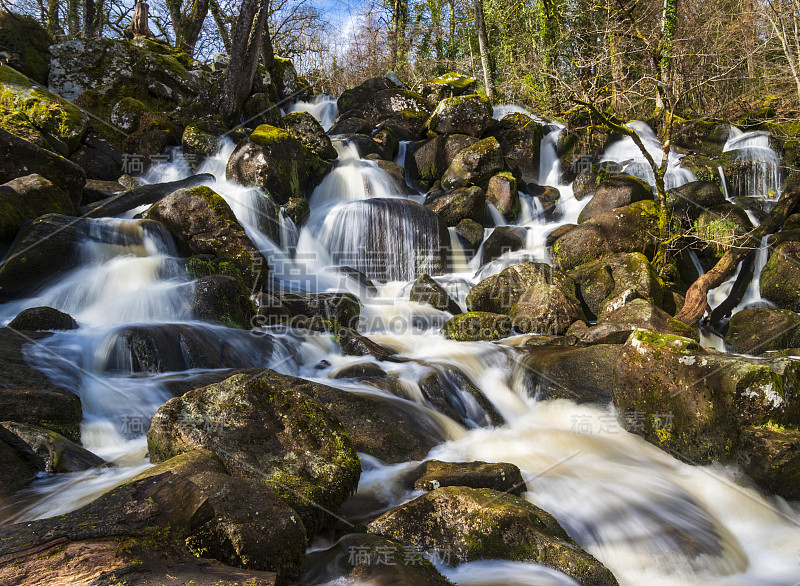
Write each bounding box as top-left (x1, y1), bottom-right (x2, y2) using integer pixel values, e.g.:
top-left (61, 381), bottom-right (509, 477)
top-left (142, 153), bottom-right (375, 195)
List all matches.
top-left (47, 0), bottom-right (60, 36)
top-left (216, 0), bottom-right (270, 121)
top-left (447, 0), bottom-right (456, 60)
top-left (390, 0), bottom-right (408, 71)
top-left (675, 180), bottom-right (800, 326)
top-left (124, 1), bottom-right (155, 39)
top-left (81, 0), bottom-right (96, 37)
top-left (656, 0), bottom-right (678, 111)
top-left (474, 0), bottom-right (495, 100)
top-left (209, 0), bottom-right (232, 52)
top-left (67, 0), bottom-right (80, 38)
top-left (166, 0), bottom-right (210, 55)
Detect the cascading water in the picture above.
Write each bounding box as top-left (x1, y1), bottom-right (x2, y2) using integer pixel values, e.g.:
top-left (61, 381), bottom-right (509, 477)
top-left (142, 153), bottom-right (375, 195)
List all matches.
top-left (288, 94), bottom-right (339, 131)
top-left (722, 127), bottom-right (783, 200)
top-left (2, 97), bottom-right (800, 586)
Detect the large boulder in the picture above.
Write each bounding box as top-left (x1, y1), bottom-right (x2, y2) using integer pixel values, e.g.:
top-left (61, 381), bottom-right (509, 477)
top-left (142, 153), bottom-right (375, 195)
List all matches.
top-left (694, 203), bottom-right (754, 266)
top-left (613, 329), bottom-right (800, 466)
top-left (486, 172), bottom-right (520, 220)
top-left (362, 88), bottom-right (434, 138)
top-left (725, 307), bottom-right (800, 355)
top-left (480, 226), bottom-right (526, 265)
top-left (0, 128), bottom-right (86, 206)
top-left (467, 261), bottom-right (554, 315)
top-left (405, 460), bottom-right (527, 496)
top-left (278, 111), bottom-right (337, 159)
top-left (417, 72), bottom-right (477, 102)
top-left (577, 174), bottom-right (652, 223)
top-left (672, 119), bottom-right (731, 157)
top-left (226, 123), bottom-right (330, 204)
top-left (760, 238), bottom-right (800, 312)
top-left (551, 200), bottom-right (662, 272)
top-left (0, 174), bottom-right (75, 242)
top-left (0, 448), bottom-right (303, 583)
top-left (487, 113), bottom-right (546, 184)
top-left (280, 292), bottom-right (361, 330)
top-left (441, 137), bottom-right (505, 190)
top-left (0, 421), bottom-right (105, 473)
top-left (181, 116), bottom-right (227, 168)
top-left (424, 185), bottom-right (486, 226)
top-left (191, 275), bottom-right (256, 329)
top-left (0, 328), bottom-right (83, 442)
top-left (508, 269), bottom-right (586, 335)
top-left (145, 185), bottom-right (267, 290)
top-left (70, 131), bottom-right (125, 181)
top-left (0, 65), bottom-right (88, 155)
top-left (367, 486), bottom-right (619, 586)
top-left (409, 274), bottom-right (461, 314)
top-left (411, 133), bottom-right (478, 185)
top-left (148, 371), bottom-right (362, 536)
top-left (7, 306), bottom-right (78, 331)
top-left (336, 76), bottom-right (395, 115)
top-left (425, 94), bottom-right (494, 138)
top-left (578, 298), bottom-right (697, 345)
top-left (666, 181), bottom-right (726, 228)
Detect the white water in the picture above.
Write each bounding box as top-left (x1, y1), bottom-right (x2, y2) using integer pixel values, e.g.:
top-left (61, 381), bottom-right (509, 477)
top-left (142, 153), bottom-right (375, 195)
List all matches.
top-left (1, 103), bottom-right (799, 586)
top-left (287, 94), bottom-right (339, 131)
top-left (722, 127), bottom-right (782, 200)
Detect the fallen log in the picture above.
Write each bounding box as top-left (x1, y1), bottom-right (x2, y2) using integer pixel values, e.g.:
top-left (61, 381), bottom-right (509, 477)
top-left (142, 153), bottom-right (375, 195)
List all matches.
top-left (78, 174), bottom-right (215, 218)
top-left (676, 177), bottom-right (800, 326)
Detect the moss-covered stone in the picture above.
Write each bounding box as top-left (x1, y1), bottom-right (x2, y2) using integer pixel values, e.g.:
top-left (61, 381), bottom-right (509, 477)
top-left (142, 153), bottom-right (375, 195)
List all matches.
top-left (442, 312), bottom-right (511, 341)
top-left (278, 111), bottom-right (337, 159)
top-left (409, 274), bottom-right (461, 314)
top-left (425, 93), bottom-right (493, 138)
top-left (694, 203), bottom-right (753, 266)
top-left (7, 306), bottom-right (78, 331)
top-left (488, 113), bottom-right (546, 185)
top-left (190, 275), bottom-right (256, 329)
top-left (367, 486), bottom-right (619, 586)
top-left (0, 174), bottom-right (76, 242)
top-left (226, 123), bottom-right (330, 204)
top-left (0, 65), bottom-right (88, 155)
top-left (672, 119), bottom-right (731, 157)
top-left (725, 307), bottom-right (800, 354)
top-left (0, 13), bottom-right (51, 84)
top-left (109, 96), bottom-right (146, 133)
top-left (424, 185), bottom-right (486, 226)
top-left (405, 460), bottom-right (527, 495)
top-left (509, 269), bottom-right (586, 335)
top-left (411, 133), bottom-right (478, 186)
top-left (578, 173), bottom-right (652, 224)
top-left (144, 185), bottom-right (267, 291)
top-left (486, 171), bottom-right (520, 220)
top-left (0, 421), bottom-right (105, 473)
top-left (441, 136), bottom-right (505, 190)
top-left (760, 238), bottom-right (800, 312)
top-left (418, 72), bottom-right (477, 101)
top-left (147, 371), bottom-right (362, 538)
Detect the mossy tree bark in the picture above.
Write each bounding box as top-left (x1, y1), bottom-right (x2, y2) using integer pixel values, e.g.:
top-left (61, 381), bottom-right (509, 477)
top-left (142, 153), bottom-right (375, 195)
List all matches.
top-left (215, 0), bottom-right (270, 121)
top-left (165, 0), bottom-right (210, 56)
top-left (474, 0), bottom-right (495, 100)
top-left (47, 0), bottom-right (61, 36)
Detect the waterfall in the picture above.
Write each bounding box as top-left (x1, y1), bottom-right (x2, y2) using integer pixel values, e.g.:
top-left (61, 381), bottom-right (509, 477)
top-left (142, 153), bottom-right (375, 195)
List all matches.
top-left (287, 94), bottom-right (339, 131)
top-left (722, 128), bottom-right (782, 200)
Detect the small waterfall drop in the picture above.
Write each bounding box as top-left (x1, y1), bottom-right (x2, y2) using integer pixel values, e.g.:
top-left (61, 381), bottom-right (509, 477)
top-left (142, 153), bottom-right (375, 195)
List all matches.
top-left (287, 94), bottom-right (339, 131)
top-left (722, 127), bottom-right (782, 200)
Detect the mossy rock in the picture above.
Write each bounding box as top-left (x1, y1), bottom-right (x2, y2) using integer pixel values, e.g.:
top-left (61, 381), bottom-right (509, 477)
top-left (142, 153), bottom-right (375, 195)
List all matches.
top-left (488, 113), bottom-right (546, 185)
top-left (124, 111), bottom-right (181, 161)
top-left (725, 308), bottom-right (800, 355)
top-left (424, 185), bottom-right (486, 226)
top-left (578, 173), bottom-right (652, 224)
top-left (0, 13), bottom-right (50, 84)
top-left (760, 239), bottom-right (800, 312)
top-left (441, 136), bottom-right (505, 190)
top-left (280, 292), bottom-right (361, 331)
top-left (336, 76), bottom-right (394, 115)
top-left (226, 123), bottom-right (330, 204)
top-left (418, 72), bottom-right (477, 101)
top-left (551, 200), bottom-right (662, 272)
top-left (0, 174), bottom-right (76, 243)
top-left (278, 111), bottom-right (337, 159)
top-left (409, 274), bottom-right (461, 314)
top-left (7, 306), bottom-right (78, 331)
top-left (467, 261), bottom-right (558, 315)
top-left (190, 275), bottom-right (256, 329)
top-left (367, 486), bottom-right (619, 586)
top-left (672, 119), bottom-right (731, 157)
top-left (405, 460), bottom-right (527, 496)
top-left (0, 421), bottom-right (105, 473)
top-left (109, 96), bottom-right (146, 133)
top-left (578, 298), bottom-right (697, 345)
top-left (739, 425), bottom-right (800, 501)
top-left (486, 171), bottom-right (520, 220)
top-left (0, 65), bottom-right (88, 155)
top-left (694, 203), bottom-right (754, 265)
top-left (425, 93), bottom-right (493, 138)
top-left (144, 185), bottom-right (267, 291)
top-left (442, 312), bottom-right (511, 341)
top-left (147, 370), bottom-right (362, 538)
top-left (181, 116), bottom-right (227, 168)
top-left (411, 133), bottom-right (478, 186)
top-left (508, 269), bottom-right (586, 336)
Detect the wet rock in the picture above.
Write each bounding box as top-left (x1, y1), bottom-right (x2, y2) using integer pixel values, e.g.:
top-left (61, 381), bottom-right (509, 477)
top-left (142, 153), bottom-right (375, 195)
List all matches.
top-left (467, 261), bottom-right (553, 315)
top-left (454, 218), bottom-right (484, 258)
top-left (7, 306), bottom-right (78, 331)
top-left (70, 131), bottom-right (125, 181)
top-left (556, 121), bottom-right (611, 184)
top-left (335, 132), bottom-right (392, 159)
top-left (0, 174), bottom-right (75, 242)
top-left (578, 174), bottom-right (652, 223)
top-left (612, 329), bottom-right (800, 464)
top-left (0, 65), bottom-right (88, 155)
top-left (334, 328), bottom-right (403, 362)
top-left (527, 184), bottom-right (561, 221)
top-left (666, 181), bottom-right (726, 228)
top-left (283, 196), bottom-right (310, 226)
top-left (410, 274), bottom-right (461, 314)
top-left (298, 533), bottom-right (454, 585)
top-left (367, 486), bottom-right (619, 586)
top-left (328, 114), bottom-right (372, 135)
top-left (487, 113), bottom-right (546, 184)
top-left (0, 421), bottom-right (105, 473)
top-left (0, 214), bottom-right (83, 301)
top-left (441, 137), bottom-right (505, 190)
top-left (281, 292), bottom-right (361, 330)
top-left (332, 362), bottom-right (389, 380)
top-left (226, 123), bottom-right (330, 204)
top-left (102, 323), bottom-right (273, 373)
top-left (148, 370), bottom-right (362, 537)
top-left (182, 116), bottom-right (227, 168)
top-left (545, 223), bottom-right (576, 247)
top-left (739, 426), bottom-right (800, 501)
top-left (0, 328), bottom-right (83, 442)
top-left (336, 76), bottom-right (395, 116)
top-left (363, 88), bottom-right (434, 138)
top-left (580, 299), bottom-right (697, 345)
top-left (0, 448), bottom-right (298, 583)
top-left (411, 134), bottom-right (478, 185)
top-left (426, 94), bottom-right (494, 138)
top-left (509, 269), bottom-right (585, 335)
top-left (694, 203), bottom-right (754, 266)
top-left (725, 307), bottom-right (800, 355)
top-left (405, 460), bottom-right (527, 496)
top-left (418, 72), bottom-right (477, 102)
top-left (481, 226), bottom-right (526, 265)
top-left (145, 185), bottom-right (267, 290)
top-left (424, 185), bottom-right (486, 226)
top-left (191, 275), bottom-right (256, 330)
top-left (760, 239), bottom-right (800, 312)
top-left (571, 164), bottom-right (622, 201)
top-left (516, 343), bottom-right (622, 404)
top-left (0, 128), bottom-right (86, 207)
top-left (278, 111), bottom-right (337, 159)
top-left (551, 200), bottom-right (661, 272)
top-left (486, 172), bottom-right (520, 220)
top-left (569, 253), bottom-right (667, 320)
top-left (327, 266), bottom-right (379, 297)
top-left (442, 312), bottom-right (512, 342)
top-left (0, 438), bottom-right (37, 495)
top-left (418, 367), bottom-right (504, 426)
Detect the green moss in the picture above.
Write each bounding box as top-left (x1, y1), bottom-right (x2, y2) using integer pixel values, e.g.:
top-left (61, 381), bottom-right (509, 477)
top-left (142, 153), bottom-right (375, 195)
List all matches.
top-left (425, 72), bottom-right (476, 89)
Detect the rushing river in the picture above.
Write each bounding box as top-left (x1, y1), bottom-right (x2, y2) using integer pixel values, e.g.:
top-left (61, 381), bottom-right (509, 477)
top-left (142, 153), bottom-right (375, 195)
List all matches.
top-left (1, 103), bottom-right (799, 585)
